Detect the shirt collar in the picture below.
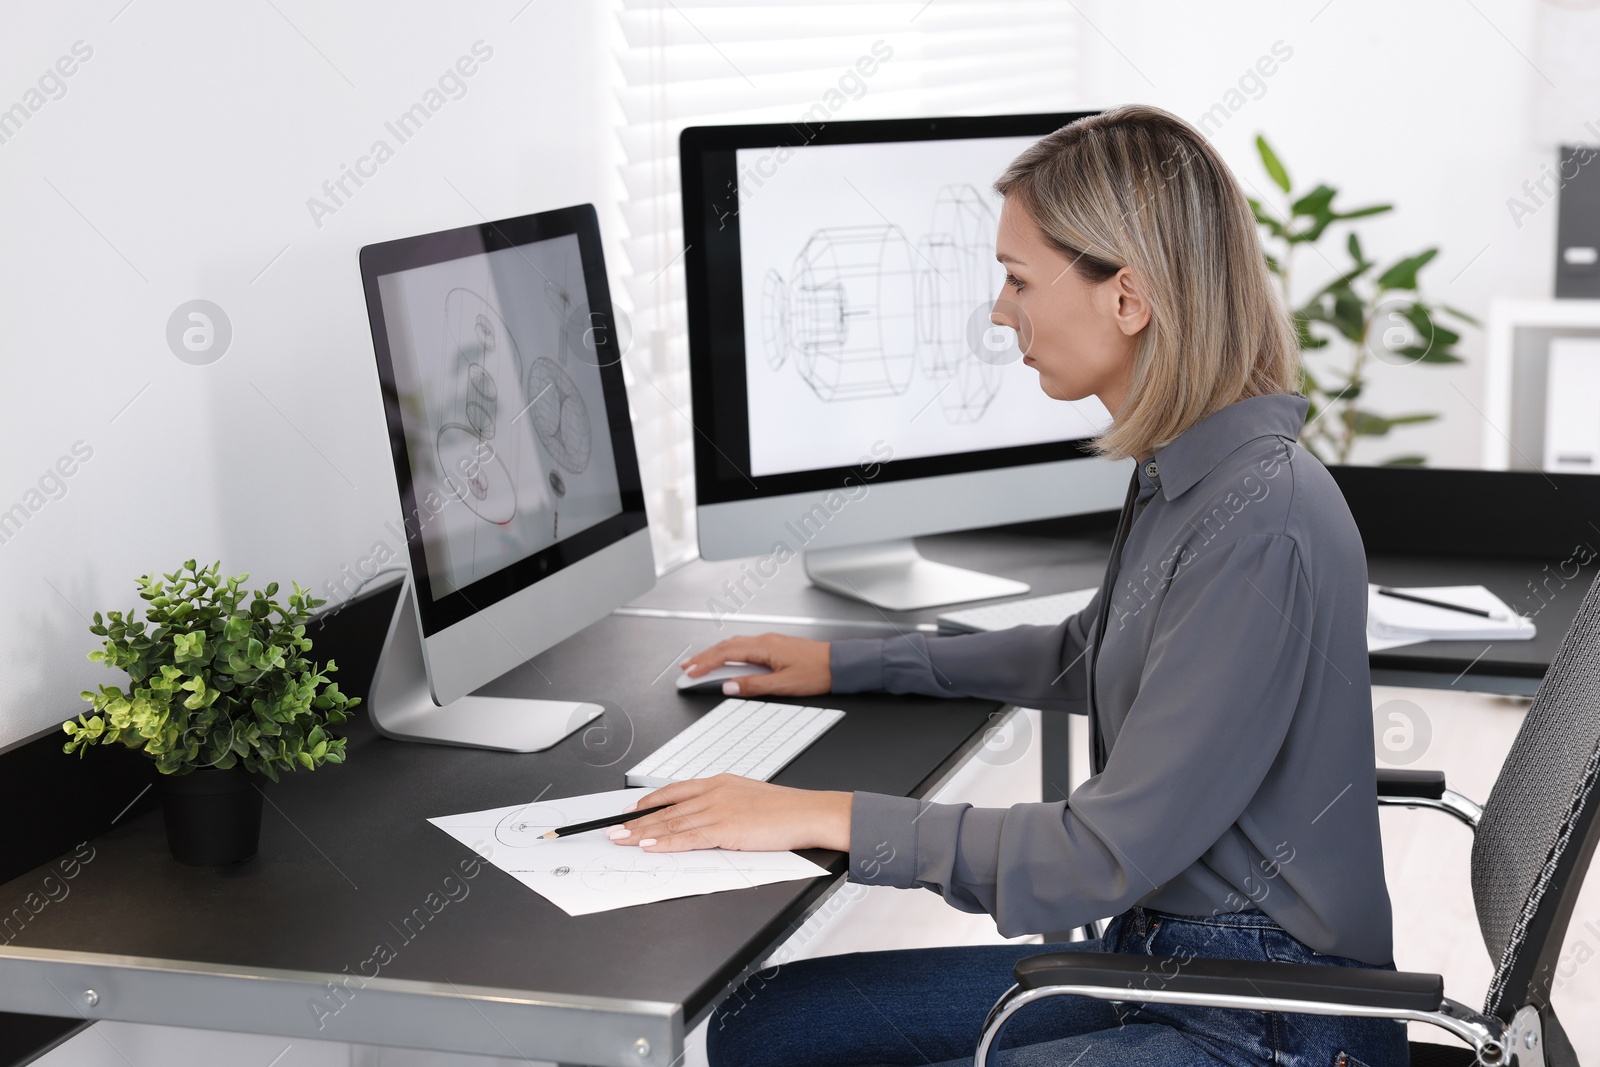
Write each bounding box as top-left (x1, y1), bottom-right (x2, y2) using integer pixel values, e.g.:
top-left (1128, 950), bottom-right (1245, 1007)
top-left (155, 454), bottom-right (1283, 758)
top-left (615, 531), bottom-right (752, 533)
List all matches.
top-left (1145, 393), bottom-right (1310, 501)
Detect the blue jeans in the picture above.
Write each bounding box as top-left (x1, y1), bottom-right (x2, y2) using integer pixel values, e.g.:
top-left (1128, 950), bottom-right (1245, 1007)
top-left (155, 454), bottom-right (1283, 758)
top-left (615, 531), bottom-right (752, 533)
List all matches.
top-left (705, 906), bottom-right (1408, 1067)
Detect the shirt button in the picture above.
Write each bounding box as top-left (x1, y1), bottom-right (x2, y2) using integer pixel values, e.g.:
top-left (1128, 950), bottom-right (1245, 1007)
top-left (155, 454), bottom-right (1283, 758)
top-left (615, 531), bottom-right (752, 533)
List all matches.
top-left (1144, 460), bottom-right (1159, 479)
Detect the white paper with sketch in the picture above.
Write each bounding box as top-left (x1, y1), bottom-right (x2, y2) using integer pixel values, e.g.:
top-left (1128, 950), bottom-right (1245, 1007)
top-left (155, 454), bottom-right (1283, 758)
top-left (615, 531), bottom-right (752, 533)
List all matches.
top-left (428, 787), bottom-right (830, 916)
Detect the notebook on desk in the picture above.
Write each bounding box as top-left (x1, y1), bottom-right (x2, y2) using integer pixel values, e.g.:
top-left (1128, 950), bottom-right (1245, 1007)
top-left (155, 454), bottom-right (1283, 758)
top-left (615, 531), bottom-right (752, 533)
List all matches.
top-left (935, 584), bottom-right (1537, 654)
top-left (1367, 584), bottom-right (1536, 643)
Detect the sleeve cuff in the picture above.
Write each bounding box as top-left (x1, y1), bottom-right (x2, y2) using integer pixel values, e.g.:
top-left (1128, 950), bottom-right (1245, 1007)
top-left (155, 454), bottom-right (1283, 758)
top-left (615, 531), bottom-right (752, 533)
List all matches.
top-left (847, 791), bottom-right (921, 887)
top-left (829, 637), bottom-right (885, 693)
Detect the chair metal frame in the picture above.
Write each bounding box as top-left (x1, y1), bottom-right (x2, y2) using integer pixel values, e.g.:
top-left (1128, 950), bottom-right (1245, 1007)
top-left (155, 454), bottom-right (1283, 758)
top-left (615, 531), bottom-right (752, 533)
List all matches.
top-left (975, 770), bottom-right (1579, 1067)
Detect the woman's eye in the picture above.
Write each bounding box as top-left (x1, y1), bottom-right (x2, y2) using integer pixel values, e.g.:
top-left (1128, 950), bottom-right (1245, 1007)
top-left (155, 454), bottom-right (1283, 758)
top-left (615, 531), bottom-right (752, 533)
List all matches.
top-left (1005, 273), bottom-right (1024, 291)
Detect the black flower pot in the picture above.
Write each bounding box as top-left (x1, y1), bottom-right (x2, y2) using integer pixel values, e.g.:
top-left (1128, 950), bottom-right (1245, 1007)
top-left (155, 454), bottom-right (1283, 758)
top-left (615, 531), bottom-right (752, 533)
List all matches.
top-left (158, 767), bottom-right (263, 865)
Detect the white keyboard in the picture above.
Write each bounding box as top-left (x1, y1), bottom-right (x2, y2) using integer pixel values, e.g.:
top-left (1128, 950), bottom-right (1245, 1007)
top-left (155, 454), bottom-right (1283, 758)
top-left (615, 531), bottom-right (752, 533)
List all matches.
top-left (936, 587), bottom-right (1099, 634)
top-left (624, 698), bottom-right (846, 788)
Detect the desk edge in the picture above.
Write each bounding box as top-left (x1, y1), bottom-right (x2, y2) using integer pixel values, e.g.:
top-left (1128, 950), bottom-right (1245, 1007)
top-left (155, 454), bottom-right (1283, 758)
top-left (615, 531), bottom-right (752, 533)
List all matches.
top-left (0, 944), bottom-right (682, 1067)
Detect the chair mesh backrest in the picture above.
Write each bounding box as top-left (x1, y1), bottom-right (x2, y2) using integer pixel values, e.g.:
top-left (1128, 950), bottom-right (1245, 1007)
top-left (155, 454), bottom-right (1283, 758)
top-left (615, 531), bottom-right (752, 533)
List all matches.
top-left (1472, 571), bottom-right (1600, 1014)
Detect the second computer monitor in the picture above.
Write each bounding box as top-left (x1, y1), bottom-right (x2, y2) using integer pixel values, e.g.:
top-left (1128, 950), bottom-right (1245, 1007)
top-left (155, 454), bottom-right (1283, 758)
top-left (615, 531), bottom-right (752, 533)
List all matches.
top-left (681, 113), bottom-right (1131, 610)
top-left (359, 203), bottom-right (655, 751)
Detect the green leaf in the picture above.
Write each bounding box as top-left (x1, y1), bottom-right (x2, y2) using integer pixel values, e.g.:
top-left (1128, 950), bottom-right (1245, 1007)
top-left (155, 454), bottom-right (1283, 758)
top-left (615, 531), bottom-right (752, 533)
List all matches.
top-left (1306, 262), bottom-right (1373, 304)
top-left (1350, 411), bottom-right (1439, 437)
top-left (1375, 249), bottom-right (1439, 291)
top-left (1256, 135), bottom-right (1291, 193)
top-left (1382, 454), bottom-right (1427, 466)
top-left (172, 631), bottom-right (206, 663)
top-left (1350, 410), bottom-right (1394, 436)
top-left (1296, 212), bottom-right (1342, 244)
top-left (1304, 293), bottom-right (1363, 343)
top-left (1331, 204), bottom-right (1392, 220)
top-left (1347, 232), bottom-right (1364, 264)
top-left (1291, 184), bottom-right (1337, 218)
top-left (1404, 304), bottom-right (1460, 349)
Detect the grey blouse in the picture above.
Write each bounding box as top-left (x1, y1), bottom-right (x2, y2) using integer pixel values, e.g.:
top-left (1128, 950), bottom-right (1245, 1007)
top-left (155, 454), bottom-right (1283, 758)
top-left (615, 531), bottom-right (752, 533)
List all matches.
top-left (833, 392), bottom-right (1395, 965)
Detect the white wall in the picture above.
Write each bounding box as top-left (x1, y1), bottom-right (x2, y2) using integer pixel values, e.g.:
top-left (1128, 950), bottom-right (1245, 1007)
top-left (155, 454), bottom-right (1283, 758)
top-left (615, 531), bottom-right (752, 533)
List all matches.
top-left (0, 1), bottom-right (610, 751)
top-left (1077, 0), bottom-right (1574, 469)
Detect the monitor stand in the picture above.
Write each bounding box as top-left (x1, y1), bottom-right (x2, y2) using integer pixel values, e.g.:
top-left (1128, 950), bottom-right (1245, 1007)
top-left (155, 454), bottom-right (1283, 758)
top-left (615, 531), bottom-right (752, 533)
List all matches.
top-left (366, 579), bottom-right (604, 753)
top-left (802, 539), bottom-right (1029, 612)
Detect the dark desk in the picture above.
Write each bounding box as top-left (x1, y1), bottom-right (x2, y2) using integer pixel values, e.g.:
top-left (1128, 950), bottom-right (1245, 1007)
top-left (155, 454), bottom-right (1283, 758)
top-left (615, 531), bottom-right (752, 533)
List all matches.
top-left (0, 606), bottom-right (1000, 1066)
top-left (2, 491), bottom-right (1584, 1063)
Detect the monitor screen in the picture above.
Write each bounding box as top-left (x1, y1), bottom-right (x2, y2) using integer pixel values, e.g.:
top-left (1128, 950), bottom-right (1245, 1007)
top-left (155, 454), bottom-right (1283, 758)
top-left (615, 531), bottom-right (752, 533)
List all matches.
top-left (682, 113), bottom-right (1110, 506)
top-left (734, 136), bottom-right (1112, 478)
top-left (362, 205), bottom-right (646, 635)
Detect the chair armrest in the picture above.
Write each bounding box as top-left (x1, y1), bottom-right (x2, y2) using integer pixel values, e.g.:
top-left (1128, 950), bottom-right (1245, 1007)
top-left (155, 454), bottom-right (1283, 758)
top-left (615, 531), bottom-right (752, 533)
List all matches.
top-left (1375, 768), bottom-right (1446, 799)
top-left (1374, 767), bottom-right (1483, 828)
top-left (986, 954), bottom-right (1502, 1066)
top-left (1013, 951), bottom-right (1444, 1014)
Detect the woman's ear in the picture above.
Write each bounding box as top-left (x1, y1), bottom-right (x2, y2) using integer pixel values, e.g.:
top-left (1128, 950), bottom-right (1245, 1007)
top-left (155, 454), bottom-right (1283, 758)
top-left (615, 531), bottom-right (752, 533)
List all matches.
top-left (1111, 266), bottom-right (1152, 337)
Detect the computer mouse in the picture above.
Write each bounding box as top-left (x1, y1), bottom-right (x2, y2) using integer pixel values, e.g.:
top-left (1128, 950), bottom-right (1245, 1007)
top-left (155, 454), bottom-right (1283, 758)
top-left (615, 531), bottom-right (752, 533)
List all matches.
top-left (675, 662), bottom-right (773, 693)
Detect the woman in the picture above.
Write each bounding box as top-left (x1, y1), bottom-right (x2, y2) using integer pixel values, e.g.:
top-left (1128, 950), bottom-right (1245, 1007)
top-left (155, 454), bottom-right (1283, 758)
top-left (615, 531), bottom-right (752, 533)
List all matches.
top-left (607, 105), bottom-right (1406, 1067)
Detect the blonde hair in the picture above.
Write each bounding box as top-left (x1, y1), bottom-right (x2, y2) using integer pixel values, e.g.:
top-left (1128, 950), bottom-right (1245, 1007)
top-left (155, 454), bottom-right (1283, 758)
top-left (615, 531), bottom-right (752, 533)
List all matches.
top-left (994, 105), bottom-right (1300, 461)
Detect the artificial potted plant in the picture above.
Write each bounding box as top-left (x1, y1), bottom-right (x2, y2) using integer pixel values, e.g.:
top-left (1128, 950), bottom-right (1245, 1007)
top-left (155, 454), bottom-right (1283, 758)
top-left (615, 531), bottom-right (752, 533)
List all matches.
top-left (63, 560), bottom-right (355, 865)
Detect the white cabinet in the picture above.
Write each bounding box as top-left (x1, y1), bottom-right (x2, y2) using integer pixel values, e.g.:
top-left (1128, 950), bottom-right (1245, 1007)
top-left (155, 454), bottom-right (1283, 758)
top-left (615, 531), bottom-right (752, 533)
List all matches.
top-left (1484, 298), bottom-right (1600, 470)
top-left (1544, 338), bottom-right (1600, 472)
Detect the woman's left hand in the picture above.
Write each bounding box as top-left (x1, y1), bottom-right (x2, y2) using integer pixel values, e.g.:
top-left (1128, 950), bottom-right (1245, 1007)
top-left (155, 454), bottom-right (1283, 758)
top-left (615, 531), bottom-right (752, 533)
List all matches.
top-left (606, 774), bottom-right (852, 853)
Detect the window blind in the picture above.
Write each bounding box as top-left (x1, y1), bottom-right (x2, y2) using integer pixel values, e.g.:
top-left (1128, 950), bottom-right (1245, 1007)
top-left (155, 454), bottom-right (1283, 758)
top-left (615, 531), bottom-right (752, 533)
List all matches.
top-left (608, 0), bottom-right (1083, 570)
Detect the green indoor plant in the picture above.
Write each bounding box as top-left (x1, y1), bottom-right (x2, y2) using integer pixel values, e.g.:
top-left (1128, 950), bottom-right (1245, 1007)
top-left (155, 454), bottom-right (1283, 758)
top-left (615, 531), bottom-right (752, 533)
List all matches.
top-left (1248, 135), bottom-right (1478, 466)
top-left (63, 560), bottom-right (355, 865)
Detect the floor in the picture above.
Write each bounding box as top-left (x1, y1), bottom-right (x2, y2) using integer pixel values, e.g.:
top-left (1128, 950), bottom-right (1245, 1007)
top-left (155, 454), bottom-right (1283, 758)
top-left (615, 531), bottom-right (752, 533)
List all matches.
top-left (30, 689), bottom-right (1600, 1066)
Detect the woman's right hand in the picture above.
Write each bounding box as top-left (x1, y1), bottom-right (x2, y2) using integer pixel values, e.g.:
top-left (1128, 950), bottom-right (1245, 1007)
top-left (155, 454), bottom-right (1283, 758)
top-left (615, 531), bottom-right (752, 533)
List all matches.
top-left (679, 633), bottom-right (832, 698)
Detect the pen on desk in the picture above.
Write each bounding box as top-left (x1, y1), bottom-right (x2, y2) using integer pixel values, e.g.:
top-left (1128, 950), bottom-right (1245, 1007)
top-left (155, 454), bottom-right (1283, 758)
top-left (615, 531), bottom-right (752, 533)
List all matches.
top-left (540, 804), bottom-right (671, 839)
top-left (1376, 587), bottom-right (1503, 620)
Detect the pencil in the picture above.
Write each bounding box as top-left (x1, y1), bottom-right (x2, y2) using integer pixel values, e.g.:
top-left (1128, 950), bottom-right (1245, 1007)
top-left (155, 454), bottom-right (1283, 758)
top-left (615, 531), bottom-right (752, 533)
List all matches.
top-left (1376, 587), bottom-right (1501, 620)
top-left (539, 803), bottom-right (670, 839)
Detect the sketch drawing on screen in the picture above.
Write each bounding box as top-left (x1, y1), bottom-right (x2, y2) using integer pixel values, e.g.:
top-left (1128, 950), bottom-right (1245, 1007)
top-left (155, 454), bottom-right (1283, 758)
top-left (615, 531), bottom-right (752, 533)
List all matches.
top-left (760, 184), bottom-right (1005, 424)
top-left (534, 267), bottom-right (595, 497)
top-left (438, 288), bottom-right (525, 527)
top-left (434, 284), bottom-right (594, 553)
top-left (526, 357), bottom-right (592, 477)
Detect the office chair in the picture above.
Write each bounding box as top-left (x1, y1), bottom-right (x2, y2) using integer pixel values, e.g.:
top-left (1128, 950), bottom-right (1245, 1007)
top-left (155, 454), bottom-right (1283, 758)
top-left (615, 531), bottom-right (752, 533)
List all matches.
top-left (975, 571), bottom-right (1600, 1067)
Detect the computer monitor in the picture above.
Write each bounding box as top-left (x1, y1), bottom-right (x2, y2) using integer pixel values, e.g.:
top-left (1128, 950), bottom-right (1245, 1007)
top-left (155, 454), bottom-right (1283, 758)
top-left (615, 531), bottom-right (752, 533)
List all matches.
top-left (359, 203), bottom-right (654, 752)
top-left (680, 113), bottom-right (1132, 611)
